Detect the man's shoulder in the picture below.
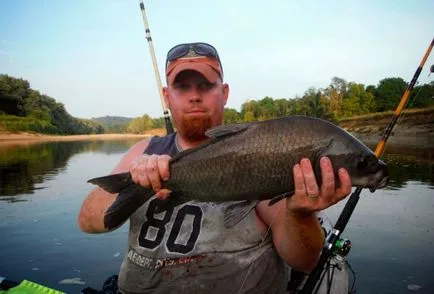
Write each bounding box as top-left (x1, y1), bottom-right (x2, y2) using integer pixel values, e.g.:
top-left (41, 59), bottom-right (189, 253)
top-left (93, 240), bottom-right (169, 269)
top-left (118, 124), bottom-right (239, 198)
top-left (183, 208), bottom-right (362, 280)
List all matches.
top-left (145, 133), bottom-right (178, 156)
top-left (126, 133), bottom-right (176, 156)
top-left (147, 134), bottom-right (171, 144)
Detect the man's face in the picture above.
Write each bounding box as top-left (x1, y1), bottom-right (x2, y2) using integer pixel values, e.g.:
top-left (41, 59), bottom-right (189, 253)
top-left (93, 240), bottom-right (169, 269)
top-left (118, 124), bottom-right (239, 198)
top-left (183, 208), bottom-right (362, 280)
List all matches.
top-left (163, 70), bottom-right (229, 141)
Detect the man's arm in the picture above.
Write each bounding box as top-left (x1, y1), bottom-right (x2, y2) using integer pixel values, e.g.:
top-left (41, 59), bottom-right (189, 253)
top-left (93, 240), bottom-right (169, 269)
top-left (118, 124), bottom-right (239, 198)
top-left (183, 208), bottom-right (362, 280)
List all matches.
top-left (255, 157), bottom-right (352, 272)
top-left (77, 140), bottom-right (150, 234)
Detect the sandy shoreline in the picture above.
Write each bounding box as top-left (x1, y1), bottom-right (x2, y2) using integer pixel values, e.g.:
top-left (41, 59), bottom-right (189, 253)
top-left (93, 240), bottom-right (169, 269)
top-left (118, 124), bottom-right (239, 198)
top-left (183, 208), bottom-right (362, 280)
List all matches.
top-left (0, 132), bottom-right (151, 140)
top-left (0, 132), bottom-right (156, 147)
top-left (1, 123), bottom-right (432, 149)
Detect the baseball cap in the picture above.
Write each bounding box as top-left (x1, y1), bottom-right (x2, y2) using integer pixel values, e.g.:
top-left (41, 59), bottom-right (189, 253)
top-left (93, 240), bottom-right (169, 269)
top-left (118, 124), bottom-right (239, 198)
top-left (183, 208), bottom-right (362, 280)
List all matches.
top-left (165, 42), bottom-right (223, 85)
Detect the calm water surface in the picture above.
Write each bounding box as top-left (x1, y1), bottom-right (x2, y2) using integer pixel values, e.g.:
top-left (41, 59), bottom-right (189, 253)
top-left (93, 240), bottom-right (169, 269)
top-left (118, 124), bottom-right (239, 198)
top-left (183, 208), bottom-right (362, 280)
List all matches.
top-left (0, 139), bottom-right (433, 293)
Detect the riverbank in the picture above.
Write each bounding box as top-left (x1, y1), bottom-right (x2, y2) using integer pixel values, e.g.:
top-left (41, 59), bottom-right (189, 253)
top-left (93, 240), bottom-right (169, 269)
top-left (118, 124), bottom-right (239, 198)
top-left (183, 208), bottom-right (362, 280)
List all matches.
top-left (339, 107), bottom-right (434, 148)
top-left (0, 128), bottom-right (166, 147)
top-left (1, 107), bottom-right (433, 148)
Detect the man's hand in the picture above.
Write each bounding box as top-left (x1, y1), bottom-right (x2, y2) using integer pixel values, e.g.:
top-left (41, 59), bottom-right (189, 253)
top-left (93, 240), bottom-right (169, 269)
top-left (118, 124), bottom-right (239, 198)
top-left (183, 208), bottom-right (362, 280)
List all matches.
top-left (130, 154), bottom-right (172, 199)
top-left (286, 157), bottom-right (352, 215)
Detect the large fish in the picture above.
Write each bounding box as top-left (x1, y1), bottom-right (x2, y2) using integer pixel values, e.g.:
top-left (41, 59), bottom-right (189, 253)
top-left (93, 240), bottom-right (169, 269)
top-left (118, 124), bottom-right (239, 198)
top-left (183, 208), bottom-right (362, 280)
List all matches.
top-left (88, 115), bottom-right (389, 230)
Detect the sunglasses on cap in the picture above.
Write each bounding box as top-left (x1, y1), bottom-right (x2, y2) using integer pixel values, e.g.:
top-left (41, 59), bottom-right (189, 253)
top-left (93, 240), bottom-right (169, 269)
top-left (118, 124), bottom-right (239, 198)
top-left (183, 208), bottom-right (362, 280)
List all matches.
top-left (165, 42), bottom-right (224, 77)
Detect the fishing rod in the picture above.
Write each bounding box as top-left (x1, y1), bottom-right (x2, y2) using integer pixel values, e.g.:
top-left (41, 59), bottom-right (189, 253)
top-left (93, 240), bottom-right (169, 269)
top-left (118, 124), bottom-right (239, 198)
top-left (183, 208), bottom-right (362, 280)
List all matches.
top-left (301, 37), bottom-right (434, 294)
top-left (139, 0), bottom-right (174, 135)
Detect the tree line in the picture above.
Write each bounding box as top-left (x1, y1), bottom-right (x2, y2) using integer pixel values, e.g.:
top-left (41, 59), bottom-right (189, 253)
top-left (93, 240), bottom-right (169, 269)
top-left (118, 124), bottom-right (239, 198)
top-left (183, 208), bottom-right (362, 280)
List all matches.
top-left (223, 77), bottom-right (434, 124)
top-left (0, 74), bottom-right (104, 134)
top-left (1, 74), bottom-right (433, 134)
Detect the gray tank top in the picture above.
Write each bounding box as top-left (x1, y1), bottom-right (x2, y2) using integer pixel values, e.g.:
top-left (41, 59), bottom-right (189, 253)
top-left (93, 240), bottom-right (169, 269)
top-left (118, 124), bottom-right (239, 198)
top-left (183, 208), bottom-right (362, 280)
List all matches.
top-left (118, 134), bottom-right (287, 293)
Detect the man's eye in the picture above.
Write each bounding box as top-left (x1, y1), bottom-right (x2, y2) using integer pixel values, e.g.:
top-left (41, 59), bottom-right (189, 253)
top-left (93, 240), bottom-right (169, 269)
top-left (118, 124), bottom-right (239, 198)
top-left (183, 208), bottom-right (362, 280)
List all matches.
top-left (200, 83), bottom-right (215, 90)
top-left (175, 84), bottom-right (189, 90)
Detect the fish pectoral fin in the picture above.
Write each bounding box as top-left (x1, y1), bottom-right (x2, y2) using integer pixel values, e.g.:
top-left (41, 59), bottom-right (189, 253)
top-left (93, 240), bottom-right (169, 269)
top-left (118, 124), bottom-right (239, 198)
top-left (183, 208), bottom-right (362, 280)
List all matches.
top-left (88, 172), bottom-right (132, 194)
top-left (268, 191), bottom-right (295, 206)
top-left (154, 193), bottom-right (188, 213)
top-left (104, 184), bottom-right (154, 230)
top-left (205, 123), bottom-right (251, 138)
top-left (223, 200), bottom-right (258, 229)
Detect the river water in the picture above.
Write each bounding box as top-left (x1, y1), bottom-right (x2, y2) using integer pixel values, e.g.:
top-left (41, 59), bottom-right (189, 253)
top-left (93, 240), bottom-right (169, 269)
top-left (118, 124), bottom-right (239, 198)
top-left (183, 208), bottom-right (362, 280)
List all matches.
top-left (0, 139), bottom-right (433, 293)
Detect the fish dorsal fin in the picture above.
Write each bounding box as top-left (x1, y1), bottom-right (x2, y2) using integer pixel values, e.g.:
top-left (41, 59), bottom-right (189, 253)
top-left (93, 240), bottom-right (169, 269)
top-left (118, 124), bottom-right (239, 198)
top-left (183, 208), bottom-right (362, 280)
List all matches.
top-left (205, 122), bottom-right (251, 139)
top-left (169, 123), bottom-right (252, 164)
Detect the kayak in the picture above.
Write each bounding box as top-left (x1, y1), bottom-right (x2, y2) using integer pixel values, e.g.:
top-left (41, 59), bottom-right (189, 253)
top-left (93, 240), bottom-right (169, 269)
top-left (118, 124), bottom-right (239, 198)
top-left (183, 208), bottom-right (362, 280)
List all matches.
top-left (0, 277), bottom-right (64, 294)
top-left (286, 214), bottom-right (352, 293)
top-left (287, 255), bottom-right (351, 294)
top-left (1, 260), bottom-right (350, 294)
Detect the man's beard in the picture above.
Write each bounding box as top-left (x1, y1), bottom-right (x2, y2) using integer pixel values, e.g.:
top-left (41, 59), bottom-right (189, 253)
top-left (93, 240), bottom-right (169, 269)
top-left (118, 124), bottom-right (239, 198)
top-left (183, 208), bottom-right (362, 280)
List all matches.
top-left (177, 115), bottom-right (213, 141)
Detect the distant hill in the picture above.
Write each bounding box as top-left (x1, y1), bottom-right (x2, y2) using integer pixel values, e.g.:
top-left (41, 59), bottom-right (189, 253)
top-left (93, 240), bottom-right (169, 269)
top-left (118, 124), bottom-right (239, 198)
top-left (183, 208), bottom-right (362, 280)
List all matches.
top-left (91, 116), bottom-right (133, 127)
top-left (91, 116), bottom-right (133, 133)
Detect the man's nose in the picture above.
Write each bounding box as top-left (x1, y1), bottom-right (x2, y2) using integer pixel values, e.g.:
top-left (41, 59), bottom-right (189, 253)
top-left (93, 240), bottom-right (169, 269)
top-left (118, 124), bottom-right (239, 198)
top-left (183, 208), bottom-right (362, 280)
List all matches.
top-left (188, 87), bottom-right (202, 102)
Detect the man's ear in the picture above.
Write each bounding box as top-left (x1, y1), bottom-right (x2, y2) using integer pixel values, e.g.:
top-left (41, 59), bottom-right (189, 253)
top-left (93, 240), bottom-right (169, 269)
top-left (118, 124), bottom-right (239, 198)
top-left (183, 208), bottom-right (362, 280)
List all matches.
top-left (222, 83), bottom-right (229, 106)
top-left (163, 86), bottom-right (170, 108)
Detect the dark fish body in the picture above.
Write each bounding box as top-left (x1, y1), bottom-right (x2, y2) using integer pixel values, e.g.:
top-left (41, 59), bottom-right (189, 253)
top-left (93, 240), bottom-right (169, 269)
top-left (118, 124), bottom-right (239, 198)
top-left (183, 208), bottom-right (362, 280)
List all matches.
top-left (89, 115), bottom-right (389, 230)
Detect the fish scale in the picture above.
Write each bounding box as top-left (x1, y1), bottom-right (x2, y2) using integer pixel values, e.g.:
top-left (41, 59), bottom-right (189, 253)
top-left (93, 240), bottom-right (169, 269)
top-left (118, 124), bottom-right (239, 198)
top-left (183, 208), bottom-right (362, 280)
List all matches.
top-left (88, 115), bottom-right (389, 230)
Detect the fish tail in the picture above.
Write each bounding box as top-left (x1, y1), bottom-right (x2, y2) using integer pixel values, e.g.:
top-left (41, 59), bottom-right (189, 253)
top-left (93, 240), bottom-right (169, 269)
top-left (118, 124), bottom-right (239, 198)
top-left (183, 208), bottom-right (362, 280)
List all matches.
top-left (104, 184), bottom-right (155, 230)
top-left (87, 172), bottom-right (133, 193)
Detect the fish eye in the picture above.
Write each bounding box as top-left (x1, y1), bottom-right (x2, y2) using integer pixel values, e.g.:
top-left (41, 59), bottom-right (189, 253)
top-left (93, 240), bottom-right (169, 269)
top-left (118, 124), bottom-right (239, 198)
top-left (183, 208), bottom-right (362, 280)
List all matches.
top-left (356, 157), bottom-right (368, 170)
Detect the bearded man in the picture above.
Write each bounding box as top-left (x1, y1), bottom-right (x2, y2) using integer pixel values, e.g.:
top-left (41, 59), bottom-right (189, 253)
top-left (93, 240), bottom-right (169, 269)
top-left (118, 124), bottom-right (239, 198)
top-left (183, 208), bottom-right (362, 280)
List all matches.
top-left (78, 42), bottom-right (351, 294)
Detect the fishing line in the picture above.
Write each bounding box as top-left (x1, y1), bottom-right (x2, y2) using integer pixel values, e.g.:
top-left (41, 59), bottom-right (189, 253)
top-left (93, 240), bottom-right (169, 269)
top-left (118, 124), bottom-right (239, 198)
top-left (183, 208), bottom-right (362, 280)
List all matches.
top-left (237, 208), bottom-right (279, 294)
top-left (347, 260), bottom-right (356, 294)
top-left (395, 73), bottom-right (432, 127)
top-left (326, 261), bottom-right (334, 294)
top-left (378, 73), bottom-right (432, 156)
top-left (313, 259), bottom-right (332, 294)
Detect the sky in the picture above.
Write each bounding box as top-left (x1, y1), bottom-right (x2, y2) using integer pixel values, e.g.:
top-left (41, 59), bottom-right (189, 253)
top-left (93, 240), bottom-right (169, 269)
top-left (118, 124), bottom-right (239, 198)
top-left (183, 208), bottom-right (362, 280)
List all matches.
top-left (1, 0), bottom-right (433, 119)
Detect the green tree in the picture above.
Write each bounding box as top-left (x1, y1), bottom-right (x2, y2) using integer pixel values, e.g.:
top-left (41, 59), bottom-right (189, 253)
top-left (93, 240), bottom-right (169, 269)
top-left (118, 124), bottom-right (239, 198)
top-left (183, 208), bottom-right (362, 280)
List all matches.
top-left (0, 74), bottom-right (30, 116)
top-left (240, 100), bottom-right (255, 122)
top-left (151, 117), bottom-right (165, 129)
top-left (127, 114), bottom-right (153, 133)
top-left (324, 77), bottom-right (348, 116)
top-left (410, 81), bottom-right (434, 108)
top-left (243, 111), bottom-right (255, 122)
top-left (375, 77), bottom-right (407, 111)
top-left (223, 108), bottom-right (241, 124)
top-left (340, 83), bottom-right (375, 117)
top-left (274, 98), bottom-right (292, 117)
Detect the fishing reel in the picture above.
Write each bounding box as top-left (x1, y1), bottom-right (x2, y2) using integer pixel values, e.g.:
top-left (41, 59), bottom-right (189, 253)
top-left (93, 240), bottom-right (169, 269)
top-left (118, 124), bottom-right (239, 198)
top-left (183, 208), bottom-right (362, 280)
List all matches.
top-left (333, 238), bottom-right (352, 257)
top-left (318, 216), bottom-right (351, 258)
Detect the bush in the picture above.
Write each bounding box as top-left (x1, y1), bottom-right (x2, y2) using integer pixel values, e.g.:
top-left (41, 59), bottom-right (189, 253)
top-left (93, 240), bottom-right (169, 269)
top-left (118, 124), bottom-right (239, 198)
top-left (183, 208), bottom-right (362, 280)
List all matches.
top-left (0, 114), bottom-right (59, 134)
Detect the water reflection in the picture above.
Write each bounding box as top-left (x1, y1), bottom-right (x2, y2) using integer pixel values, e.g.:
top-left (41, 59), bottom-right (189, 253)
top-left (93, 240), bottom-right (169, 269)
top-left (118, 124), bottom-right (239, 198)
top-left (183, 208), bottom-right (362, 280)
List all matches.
top-left (0, 140), bottom-right (432, 198)
top-left (382, 153), bottom-right (434, 189)
top-left (0, 139), bottom-right (433, 293)
top-left (0, 139), bottom-right (143, 197)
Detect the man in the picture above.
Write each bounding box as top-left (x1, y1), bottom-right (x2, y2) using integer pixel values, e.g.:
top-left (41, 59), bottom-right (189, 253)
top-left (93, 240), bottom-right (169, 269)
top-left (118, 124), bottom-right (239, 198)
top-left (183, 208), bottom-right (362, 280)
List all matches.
top-left (78, 42), bottom-right (352, 293)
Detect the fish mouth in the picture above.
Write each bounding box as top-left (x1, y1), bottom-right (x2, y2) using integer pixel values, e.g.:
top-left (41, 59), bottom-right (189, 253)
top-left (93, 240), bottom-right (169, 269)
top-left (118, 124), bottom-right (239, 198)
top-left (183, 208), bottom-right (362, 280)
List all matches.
top-left (354, 167), bottom-right (389, 191)
top-left (376, 175), bottom-right (389, 189)
top-left (365, 170), bottom-right (389, 191)
top-left (369, 175), bottom-right (389, 192)
top-left (368, 160), bottom-right (389, 190)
